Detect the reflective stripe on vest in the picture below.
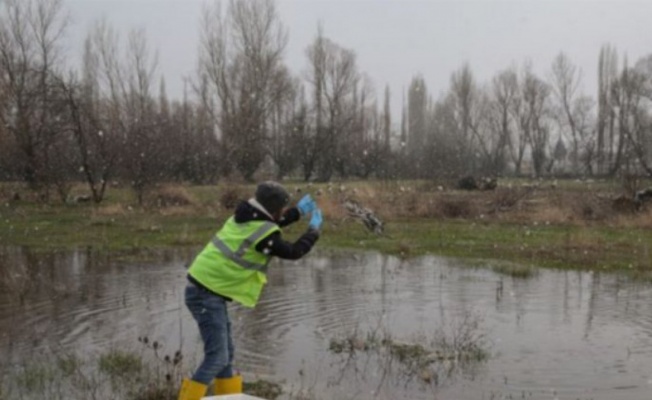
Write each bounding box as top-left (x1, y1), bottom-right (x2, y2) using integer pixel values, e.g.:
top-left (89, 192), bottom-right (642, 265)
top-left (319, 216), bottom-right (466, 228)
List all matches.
top-left (211, 221), bottom-right (277, 273)
top-left (187, 217), bottom-right (280, 308)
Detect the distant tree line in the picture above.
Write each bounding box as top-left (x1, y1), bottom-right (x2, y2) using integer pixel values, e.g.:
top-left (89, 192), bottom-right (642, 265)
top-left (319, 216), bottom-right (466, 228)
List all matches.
top-left (1, 0), bottom-right (652, 203)
top-left (406, 51), bottom-right (652, 182)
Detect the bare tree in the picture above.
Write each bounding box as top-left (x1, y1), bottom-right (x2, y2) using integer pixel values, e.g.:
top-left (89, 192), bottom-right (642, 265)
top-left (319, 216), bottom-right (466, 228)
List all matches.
top-left (376, 84), bottom-right (392, 178)
top-left (508, 69), bottom-right (529, 176)
top-left (364, 100), bottom-right (384, 178)
top-left (269, 69), bottom-right (301, 180)
top-left (397, 94), bottom-right (410, 177)
top-left (448, 64), bottom-right (484, 175)
top-left (189, 75), bottom-right (222, 183)
top-left (633, 55), bottom-right (652, 174)
top-left (122, 29), bottom-right (160, 203)
top-left (302, 24), bottom-right (326, 181)
top-left (306, 30), bottom-right (359, 181)
top-left (0, 0), bottom-right (70, 199)
top-left (82, 21), bottom-right (160, 204)
top-left (425, 95), bottom-right (464, 179)
top-left (550, 52), bottom-right (595, 175)
top-left (522, 69), bottom-right (552, 177)
top-left (610, 61), bottom-right (652, 176)
top-left (573, 96), bottom-right (596, 175)
top-left (597, 44), bottom-right (618, 175)
top-left (199, 0), bottom-right (289, 181)
top-left (53, 33), bottom-right (119, 203)
top-left (353, 77), bottom-right (379, 179)
top-left (294, 91), bottom-right (317, 182)
top-left (483, 68), bottom-right (519, 174)
top-left (0, 117), bottom-right (18, 179)
top-left (406, 75), bottom-right (427, 176)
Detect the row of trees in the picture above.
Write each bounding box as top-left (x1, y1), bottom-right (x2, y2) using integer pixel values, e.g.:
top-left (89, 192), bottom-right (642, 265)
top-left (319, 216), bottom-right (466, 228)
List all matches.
top-left (404, 51), bottom-right (652, 180)
top-left (1, 0), bottom-right (652, 203)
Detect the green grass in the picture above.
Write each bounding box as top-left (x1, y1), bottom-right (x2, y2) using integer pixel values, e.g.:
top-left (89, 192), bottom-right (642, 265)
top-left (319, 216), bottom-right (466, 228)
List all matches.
top-left (2, 182), bottom-right (652, 272)
top-left (487, 261), bottom-right (539, 279)
top-left (318, 218), bottom-right (652, 272)
top-left (98, 350), bottom-right (143, 380)
top-left (2, 202), bottom-right (652, 271)
top-left (0, 203), bottom-right (216, 251)
top-left (15, 364), bottom-right (54, 393)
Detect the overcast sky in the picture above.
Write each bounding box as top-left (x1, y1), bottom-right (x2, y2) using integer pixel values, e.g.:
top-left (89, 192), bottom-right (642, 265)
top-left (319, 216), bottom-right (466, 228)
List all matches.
top-left (66, 0), bottom-right (652, 115)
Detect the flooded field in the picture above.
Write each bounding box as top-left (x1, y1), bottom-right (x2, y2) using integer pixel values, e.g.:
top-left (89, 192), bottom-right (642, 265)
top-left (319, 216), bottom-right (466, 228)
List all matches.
top-left (1, 246), bottom-right (652, 399)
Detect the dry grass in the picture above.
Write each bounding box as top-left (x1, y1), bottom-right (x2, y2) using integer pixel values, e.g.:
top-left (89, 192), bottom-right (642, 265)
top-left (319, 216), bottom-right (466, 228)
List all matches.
top-left (5, 180), bottom-right (652, 231)
top-left (156, 206), bottom-right (199, 216)
top-left (0, 184), bottom-right (11, 203)
top-left (0, 182), bottom-right (39, 203)
top-left (93, 204), bottom-right (128, 216)
top-left (150, 185), bottom-right (197, 208)
top-left (432, 196), bottom-right (479, 218)
top-left (305, 180), bottom-right (652, 230)
top-left (218, 185), bottom-right (250, 210)
top-left (3, 180), bottom-right (652, 270)
top-left (612, 209), bottom-right (652, 228)
top-left (526, 206), bottom-right (572, 224)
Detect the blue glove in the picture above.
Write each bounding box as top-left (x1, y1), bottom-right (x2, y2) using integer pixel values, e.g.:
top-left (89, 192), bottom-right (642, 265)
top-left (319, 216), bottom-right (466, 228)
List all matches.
top-left (297, 194), bottom-right (317, 215)
top-left (309, 209), bottom-right (323, 231)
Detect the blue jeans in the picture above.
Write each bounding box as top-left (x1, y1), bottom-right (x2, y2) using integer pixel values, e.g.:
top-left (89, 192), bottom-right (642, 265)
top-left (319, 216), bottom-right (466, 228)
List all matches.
top-left (185, 282), bottom-right (234, 384)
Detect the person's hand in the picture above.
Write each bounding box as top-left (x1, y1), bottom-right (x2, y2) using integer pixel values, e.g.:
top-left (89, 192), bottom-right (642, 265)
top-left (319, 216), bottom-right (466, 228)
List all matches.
top-left (297, 194), bottom-right (317, 215)
top-left (309, 209), bottom-right (323, 231)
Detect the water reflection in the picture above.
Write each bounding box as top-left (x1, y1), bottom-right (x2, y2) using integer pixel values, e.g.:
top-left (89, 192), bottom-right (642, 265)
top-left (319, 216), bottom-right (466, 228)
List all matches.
top-left (1, 246), bottom-right (652, 399)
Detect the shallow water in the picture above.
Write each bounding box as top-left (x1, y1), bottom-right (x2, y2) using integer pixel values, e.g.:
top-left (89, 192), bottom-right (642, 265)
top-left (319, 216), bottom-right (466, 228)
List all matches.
top-left (1, 246), bottom-right (652, 399)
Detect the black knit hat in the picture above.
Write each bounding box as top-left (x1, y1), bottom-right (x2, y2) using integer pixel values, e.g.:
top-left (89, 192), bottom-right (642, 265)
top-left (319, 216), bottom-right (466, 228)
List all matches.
top-left (255, 181), bottom-right (290, 215)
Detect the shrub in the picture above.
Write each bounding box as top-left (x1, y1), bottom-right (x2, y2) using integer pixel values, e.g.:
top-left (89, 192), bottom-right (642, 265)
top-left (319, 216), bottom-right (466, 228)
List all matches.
top-left (436, 198), bottom-right (474, 218)
top-left (152, 185), bottom-right (196, 208)
top-left (219, 185), bottom-right (248, 209)
top-left (491, 187), bottom-right (525, 211)
top-left (612, 195), bottom-right (639, 214)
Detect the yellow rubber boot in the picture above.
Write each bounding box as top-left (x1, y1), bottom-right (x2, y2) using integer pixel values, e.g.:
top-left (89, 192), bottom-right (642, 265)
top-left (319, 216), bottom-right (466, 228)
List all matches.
top-left (213, 374), bottom-right (243, 395)
top-left (177, 377), bottom-right (208, 400)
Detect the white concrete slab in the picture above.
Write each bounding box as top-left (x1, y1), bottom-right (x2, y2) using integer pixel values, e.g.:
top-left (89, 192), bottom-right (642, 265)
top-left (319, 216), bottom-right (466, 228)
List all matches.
top-left (202, 395), bottom-right (266, 400)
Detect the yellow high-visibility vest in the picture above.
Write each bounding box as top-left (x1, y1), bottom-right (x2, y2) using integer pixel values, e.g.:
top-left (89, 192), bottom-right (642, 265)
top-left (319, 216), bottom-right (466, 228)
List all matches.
top-left (188, 217), bottom-right (280, 308)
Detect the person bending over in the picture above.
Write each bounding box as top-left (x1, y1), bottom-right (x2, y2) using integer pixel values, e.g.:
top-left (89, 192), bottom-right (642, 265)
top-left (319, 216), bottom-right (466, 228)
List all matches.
top-left (178, 181), bottom-right (322, 400)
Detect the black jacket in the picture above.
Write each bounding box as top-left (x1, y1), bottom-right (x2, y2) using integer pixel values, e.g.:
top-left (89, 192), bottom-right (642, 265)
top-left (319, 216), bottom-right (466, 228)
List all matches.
top-left (234, 200), bottom-right (319, 260)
